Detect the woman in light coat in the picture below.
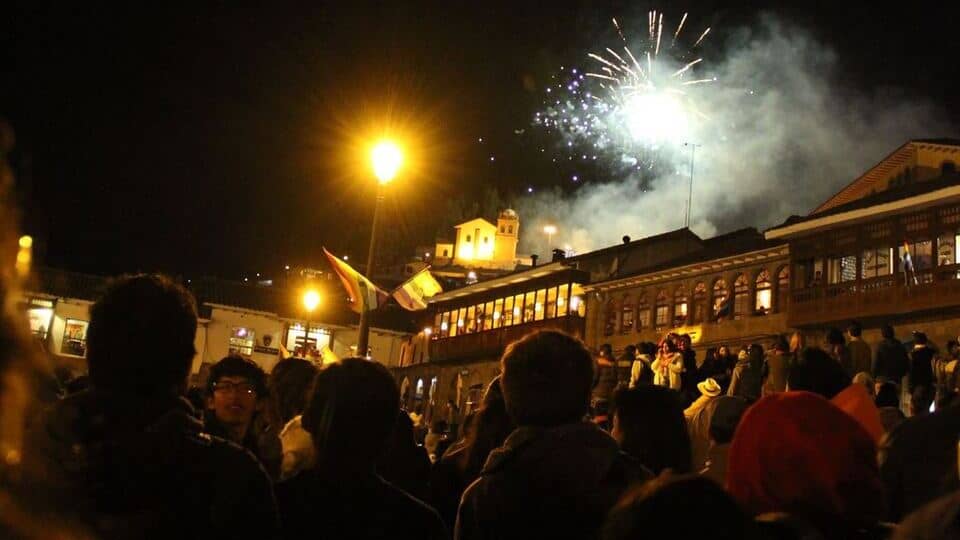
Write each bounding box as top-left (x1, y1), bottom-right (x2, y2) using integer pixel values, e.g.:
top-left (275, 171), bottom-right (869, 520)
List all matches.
top-left (652, 339), bottom-right (684, 390)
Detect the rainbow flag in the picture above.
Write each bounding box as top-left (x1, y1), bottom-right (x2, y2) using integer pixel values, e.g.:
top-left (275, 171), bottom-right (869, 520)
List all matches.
top-left (393, 267), bottom-right (443, 311)
top-left (323, 248), bottom-right (389, 313)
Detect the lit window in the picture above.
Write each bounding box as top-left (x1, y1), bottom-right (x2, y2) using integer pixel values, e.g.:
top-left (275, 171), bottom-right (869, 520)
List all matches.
top-left (524, 291), bottom-right (536, 323)
top-left (692, 282), bottom-right (707, 323)
top-left (230, 326), bottom-right (256, 356)
top-left (655, 290), bottom-right (669, 327)
top-left (733, 274), bottom-right (750, 319)
top-left (466, 235), bottom-right (472, 243)
top-left (621, 295), bottom-right (635, 333)
top-left (27, 298), bottom-right (54, 340)
top-left (604, 299), bottom-right (617, 336)
top-left (285, 323), bottom-right (330, 352)
top-left (534, 289), bottom-right (546, 321)
top-left (61, 319), bottom-right (89, 357)
top-left (673, 287), bottom-right (688, 327)
top-left (713, 279), bottom-right (729, 320)
top-left (827, 255), bottom-right (857, 284)
top-left (556, 284), bottom-right (569, 317)
top-left (755, 270), bottom-right (772, 314)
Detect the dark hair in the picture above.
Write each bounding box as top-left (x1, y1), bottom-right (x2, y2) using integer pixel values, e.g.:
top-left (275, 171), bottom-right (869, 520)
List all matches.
top-left (773, 336), bottom-right (789, 353)
top-left (87, 274), bottom-right (197, 394)
top-left (641, 342), bottom-right (657, 356)
top-left (267, 358), bottom-right (319, 426)
top-left (881, 325), bottom-right (895, 339)
top-left (826, 327), bottom-right (845, 346)
top-left (847, 321), bottom-right (863, 337)
top-left (600, 343), bottom-right (613, 357)
top-left (301, 358), bottom-right (400, 467)
top-left (787, 347), bottom-right (850, 399)
top-left (604, 475), bottom-right (756, 540)
top-left (621, 345), bottom-right (637, 359)
top-left (612, 386), bottom-right (692, 474)
top-left (748, 343), bottom-right (764, 366)
top-left (206, 355), bottom-right (268, 397)
top-left (913, 331), bottom-right (928, 345)
top-left (462, 391), bottom-right (515, 479)
top-left (875, 382), bottom-right (900, 408)
top-left (501, 330), bottom-right (594, 427)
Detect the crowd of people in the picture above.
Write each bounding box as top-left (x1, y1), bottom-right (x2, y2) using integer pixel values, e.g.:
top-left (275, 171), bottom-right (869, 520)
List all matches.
top-left (1, 268), bottom-right (960, 538)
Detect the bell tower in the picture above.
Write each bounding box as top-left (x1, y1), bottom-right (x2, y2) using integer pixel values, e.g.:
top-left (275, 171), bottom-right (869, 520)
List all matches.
top-left (494, 209), bottom-right (519, 265)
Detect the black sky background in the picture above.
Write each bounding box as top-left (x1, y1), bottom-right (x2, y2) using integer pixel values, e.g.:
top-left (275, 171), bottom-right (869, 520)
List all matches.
top-left (3, 1), bottom-right (959, 280)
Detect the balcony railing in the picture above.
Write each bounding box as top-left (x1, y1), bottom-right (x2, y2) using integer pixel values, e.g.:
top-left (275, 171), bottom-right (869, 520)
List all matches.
top-left (789, 271), bottom-right (960, 326)
top-left (429, 316), bottom-right (586, 363)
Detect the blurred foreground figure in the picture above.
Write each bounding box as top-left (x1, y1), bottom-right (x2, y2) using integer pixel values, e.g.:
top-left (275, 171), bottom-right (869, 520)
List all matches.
top-left (38, 275), bottom-right (280, 538)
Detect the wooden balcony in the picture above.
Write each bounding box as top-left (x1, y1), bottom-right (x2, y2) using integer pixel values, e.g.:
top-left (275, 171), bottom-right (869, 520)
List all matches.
top-left (788, 270), bottom-right (960, 327)
top-left (428, 316), bottom-right (587, 363)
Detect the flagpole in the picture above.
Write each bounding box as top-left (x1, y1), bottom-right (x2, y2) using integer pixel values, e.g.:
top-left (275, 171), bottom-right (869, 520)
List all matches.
top-left (357, 184), bottom-right (385, 358)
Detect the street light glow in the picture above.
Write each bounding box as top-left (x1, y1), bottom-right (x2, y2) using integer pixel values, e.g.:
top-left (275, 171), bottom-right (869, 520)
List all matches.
top-left (371, 140), bottom-right (403, 184)
top-left (543, 225), bottom-right (557, 235)
top-left (303, 290), bottom-right (321, 312)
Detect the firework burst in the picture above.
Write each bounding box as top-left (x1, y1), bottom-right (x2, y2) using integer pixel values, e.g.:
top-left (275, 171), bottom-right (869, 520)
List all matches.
top-left (534, 11), bottom-right (715, 177)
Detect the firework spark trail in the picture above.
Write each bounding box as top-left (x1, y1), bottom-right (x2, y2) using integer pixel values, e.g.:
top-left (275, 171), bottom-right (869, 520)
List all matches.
top-left (673, 12), bottom-right (687, 45)
top-left (694, 27), bottom-right (711, 47)
top-left (656, 12), bottom-right (663, 56)
top-left (672, 58), bottom-right (702, 78)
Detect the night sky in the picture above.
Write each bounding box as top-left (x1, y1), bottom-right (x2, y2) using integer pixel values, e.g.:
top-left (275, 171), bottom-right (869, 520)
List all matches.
top-left (4, 1), bottom-right (959, 280)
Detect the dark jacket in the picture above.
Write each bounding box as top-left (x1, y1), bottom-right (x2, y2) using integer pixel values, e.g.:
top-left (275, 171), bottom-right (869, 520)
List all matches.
top-left (879, 402), bottom-right (960, 521)
top-left (728, 356), bottom-right (763, 402)
top-left (873, 338), bottom-right (909, 382)
top-left (762, 351), bottom-right (791, 393)
top-left (277, 469), bottom-right (446, 540)
top-left (455, 422), bottom-right (652, 540)
top-left (430, 445), bottom-right (471, 531)
top-left (205, 414), bottom-right (282, 481)
top-left (38, 389), bottom-right (279, 539)
top-left (592, 357), bottom-right (619, 403)
top-left (908, 346), bottom-right (936, 392)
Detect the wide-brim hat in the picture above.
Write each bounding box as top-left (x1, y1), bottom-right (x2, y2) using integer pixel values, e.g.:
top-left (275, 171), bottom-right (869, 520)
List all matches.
top-left (698, 378), bottom-right (722, 397)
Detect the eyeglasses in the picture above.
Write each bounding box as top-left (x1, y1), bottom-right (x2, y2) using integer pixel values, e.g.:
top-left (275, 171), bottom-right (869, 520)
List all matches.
top-left (212, 381), bottom-right (256, 396)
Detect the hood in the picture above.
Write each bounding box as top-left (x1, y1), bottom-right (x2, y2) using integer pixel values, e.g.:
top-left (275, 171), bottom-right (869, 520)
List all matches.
top-left (482, 422), bottom-right (622, 487)
top-left (831, 384), bottom-right (884, 444)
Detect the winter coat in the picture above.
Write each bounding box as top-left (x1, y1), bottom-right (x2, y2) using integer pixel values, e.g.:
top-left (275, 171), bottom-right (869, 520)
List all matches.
top-left (908, 345), bottom-right (936, 392)
top-left (37, 389), bottom-right (279, 539)
top-left (592, 357), bottom-right (619, 402)
top-left (629, 354), bottom-right (654, 388)
top-left (873, 338), bottom-right (910, 383)
top-left (279, 415), bottom-right (314, 481)
top-left (699, 353), bottom-right (733, 392)
top-left (762, 350), bottom-right (791, 394)
top-left (728, 355), bottom-right (763, 402)
top-left (205, 413), bottom-right (282, 482)
top-left (278, 469), bottom-right (446, 540)
top-left (685, 395), bottom-right (720, 471)
top-left (848, 338), bottom-right (873, 376)
top-left (652, 352), bottom-right (684, 390)
top-left (455, 422), bottom-right (652, 540)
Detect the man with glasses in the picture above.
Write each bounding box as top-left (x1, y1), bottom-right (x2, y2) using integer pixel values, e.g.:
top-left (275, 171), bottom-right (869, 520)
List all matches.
top-left (206, 355), bottom-right (282, 480)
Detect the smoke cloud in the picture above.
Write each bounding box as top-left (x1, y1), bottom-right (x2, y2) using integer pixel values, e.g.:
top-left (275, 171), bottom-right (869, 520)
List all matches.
top-left (517, 15), bottom-right (954, 257)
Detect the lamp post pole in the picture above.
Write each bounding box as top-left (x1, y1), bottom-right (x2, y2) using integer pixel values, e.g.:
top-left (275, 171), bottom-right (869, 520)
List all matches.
top-left (356, 184), bottom-right (385, 358)
top-left (683, 142), bottom-right (701, 229)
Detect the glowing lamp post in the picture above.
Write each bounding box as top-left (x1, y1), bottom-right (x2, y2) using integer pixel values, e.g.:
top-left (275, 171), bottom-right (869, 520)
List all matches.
top-left (301, 289), bottom-right (321, 356)
top-left (543, 225), bottom-right (557, 248)
top-left (357, 140), bottom-right (403, 358)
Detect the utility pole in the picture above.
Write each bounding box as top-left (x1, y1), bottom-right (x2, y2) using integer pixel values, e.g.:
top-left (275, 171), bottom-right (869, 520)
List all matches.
top-left (683, 142), bottom-right (701, 229)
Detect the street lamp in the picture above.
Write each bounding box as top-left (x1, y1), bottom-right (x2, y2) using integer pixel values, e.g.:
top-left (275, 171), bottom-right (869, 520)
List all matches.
top-left (543, 224), bottom-right (557, 247)
top-left (357, 139), bottom-right (404, 358)
top-left (301, 289), bottom-right (321, 357)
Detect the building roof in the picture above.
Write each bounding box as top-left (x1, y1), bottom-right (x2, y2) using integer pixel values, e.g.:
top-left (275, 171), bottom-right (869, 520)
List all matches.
top-left (565, 228), bottom-right (702, 265)
top-left (812, 139), bottom-right (960, 214)
top-left (454, 217), bottom-right (496, 230)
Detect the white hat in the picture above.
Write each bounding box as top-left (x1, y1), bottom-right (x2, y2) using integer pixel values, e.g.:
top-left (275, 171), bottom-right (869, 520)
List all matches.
top-left (697, 378), bottom-right (722, 397)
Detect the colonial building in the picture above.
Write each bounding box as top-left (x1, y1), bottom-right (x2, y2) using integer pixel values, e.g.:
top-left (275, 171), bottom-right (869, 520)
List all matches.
top-left (20, 267), bottom-right (415, 379)
top-left (766, 138), bottom-right (960, 346)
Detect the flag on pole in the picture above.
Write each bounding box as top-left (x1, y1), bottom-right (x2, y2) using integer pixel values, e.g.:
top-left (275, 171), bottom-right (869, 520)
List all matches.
top-left (319, 344), bottom-right (339, 365)
top-left (393, 267), bottom-right (443, 311)
top-left (323, 248), bottom-right (389, 313)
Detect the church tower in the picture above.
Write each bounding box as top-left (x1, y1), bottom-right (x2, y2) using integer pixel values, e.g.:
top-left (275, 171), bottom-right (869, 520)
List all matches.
top-left (494, 209), bottom-right (519, 265)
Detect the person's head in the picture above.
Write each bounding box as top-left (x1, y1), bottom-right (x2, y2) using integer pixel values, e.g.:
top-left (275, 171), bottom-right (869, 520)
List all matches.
top-left (825, 327), bottom-right (845, 346)
top-left (709, 396), bottom-right (749, 444)
top-left (464, 381), bottom-right (515, 475)
top-left (718, 345), bottom-right (729, 357)
top-left (482, 375), bottom-right (504, 407)
top-left (748, 343), bottom-right (764, 365)
top-left (881, 324), bottom-right (895, 340)
top-left (662, 339), bottom-right (679, 354)
top-left (913, 331), bottom-right (929, 345)
top-left (847, 321), bottom-right (863, 338)
top-left (622, 344), bottom-right (637, 359)
top-left (947, 340), bottom-right (959, 357)
top-left (773, 335), bottom-right (790, 353)
top-left (789, 331), bottom-right (805, 352)
top-left (301, 358), bottom-right (400, 469)
top-left (611, 386), bottom-right (692, 474)
top-left (206, 355), bottom-right (268, 429)
top-left (501, 330), bottom-right (593, 427)
top-left (603, 475), bottom-right (758, 540)
top-left (678, 334), bottom-right (692, 350)
top-left (727, 392), bottom-right (883, 530)
top-left (599, 343), bottom-right (613, 358)
top-left (875, 382), bottom-right (900, 408)
top-left (911, 385), bottom-right (935, 417)
top-left (641, 342), bottom-right (657, 356)
top-left (852, 372), bottom-right (875, 397)
top-left (87, 274), bottom-right (198, 397)
top-left (787, 347), bottom-right (851, 399)
top-left (267, 357), bottom-right (319, 426)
